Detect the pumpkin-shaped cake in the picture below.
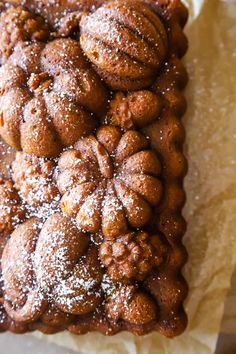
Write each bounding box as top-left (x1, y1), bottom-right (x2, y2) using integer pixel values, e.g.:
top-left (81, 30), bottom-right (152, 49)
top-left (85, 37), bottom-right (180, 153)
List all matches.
top-left (0, 6), bottom-right (108, 157)
top-left (56, 125), bottom-right (163, 238)
top-left (80, 0), bottom-right (168, 90)
top-left (0, 0), bottom-right (189, 338)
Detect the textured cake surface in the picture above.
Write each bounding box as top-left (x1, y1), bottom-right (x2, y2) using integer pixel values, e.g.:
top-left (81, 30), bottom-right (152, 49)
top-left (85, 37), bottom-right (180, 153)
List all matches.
top-left (0, 0), bottom-right (188, 337)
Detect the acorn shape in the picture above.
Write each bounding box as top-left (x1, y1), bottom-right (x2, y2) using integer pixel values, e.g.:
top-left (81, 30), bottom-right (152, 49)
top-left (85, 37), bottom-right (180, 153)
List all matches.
top-left (80, 0), bottom-right (168, 90)
top-left (107, 90), bottom-right (162, 129)
top-left (105, 285), bottom-right (158, 325)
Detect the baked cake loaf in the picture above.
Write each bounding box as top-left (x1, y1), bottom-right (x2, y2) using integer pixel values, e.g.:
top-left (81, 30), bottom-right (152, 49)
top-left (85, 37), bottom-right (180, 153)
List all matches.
top-left (0, 0), bottom-right (188, 337)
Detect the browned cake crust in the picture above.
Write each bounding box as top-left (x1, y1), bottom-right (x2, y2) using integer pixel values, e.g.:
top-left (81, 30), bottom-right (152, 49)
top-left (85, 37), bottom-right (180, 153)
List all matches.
top-left (0, 0), bottom-right (188, 337)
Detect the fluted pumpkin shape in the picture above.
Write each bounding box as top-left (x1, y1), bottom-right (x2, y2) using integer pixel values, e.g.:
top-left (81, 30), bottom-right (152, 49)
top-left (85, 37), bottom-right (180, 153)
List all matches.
top-left (80, 0), bottom-right (168, 90)
top-left (0, 7), bottom-right (108, 157)
top-left (57, 125), bottom-right (163, 238)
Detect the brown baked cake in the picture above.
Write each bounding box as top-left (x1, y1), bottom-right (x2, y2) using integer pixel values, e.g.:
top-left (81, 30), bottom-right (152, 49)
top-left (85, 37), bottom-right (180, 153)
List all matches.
top-left (0, 0), bottom-right (188, 337)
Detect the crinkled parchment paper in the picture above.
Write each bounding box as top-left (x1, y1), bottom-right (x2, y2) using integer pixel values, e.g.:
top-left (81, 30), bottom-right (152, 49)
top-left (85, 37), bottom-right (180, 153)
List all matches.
top-left (221, 269), bottom-right (236, 334)
top-left (32, 0), bottom-right (236, 352)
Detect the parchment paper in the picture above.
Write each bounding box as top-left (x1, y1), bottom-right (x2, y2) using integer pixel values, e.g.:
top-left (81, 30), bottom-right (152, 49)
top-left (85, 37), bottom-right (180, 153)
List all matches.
top-left (221, 269), bottom-right (236, 334)
top-left (30, 0), bottom-right (235, 352)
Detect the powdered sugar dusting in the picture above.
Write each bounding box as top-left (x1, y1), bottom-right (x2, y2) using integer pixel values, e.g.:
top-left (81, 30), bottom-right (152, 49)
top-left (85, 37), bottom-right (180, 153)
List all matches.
top-left (0, 0), bottom-right (186, 335)
top-left (58, 127), bottom-right (162, 236)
